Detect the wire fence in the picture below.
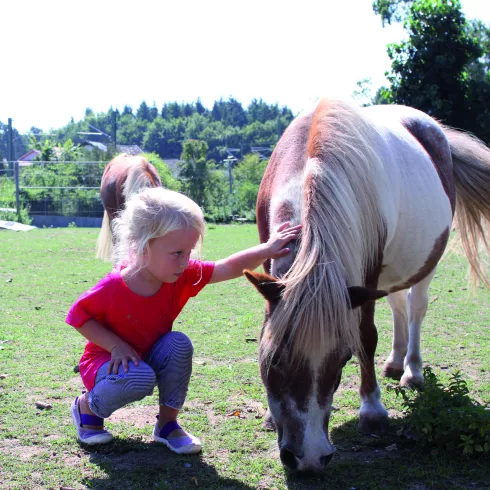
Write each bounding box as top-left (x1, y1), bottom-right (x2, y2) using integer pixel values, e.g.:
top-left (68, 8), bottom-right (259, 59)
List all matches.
top-left (0, 160), bottom-right (107, 219)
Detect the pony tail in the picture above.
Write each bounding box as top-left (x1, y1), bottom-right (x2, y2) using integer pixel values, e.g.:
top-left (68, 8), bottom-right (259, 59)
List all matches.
top-left (445, 127), bottom-right (490, 289)
top-left (95, 210), bottom-right (113, 261)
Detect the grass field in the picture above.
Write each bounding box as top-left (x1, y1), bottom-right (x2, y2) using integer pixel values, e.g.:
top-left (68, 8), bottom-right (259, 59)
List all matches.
top-left (0, 225), bottom-right (489, 490)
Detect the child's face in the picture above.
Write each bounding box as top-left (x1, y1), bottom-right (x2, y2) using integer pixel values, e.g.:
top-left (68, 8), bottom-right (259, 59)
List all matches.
top-left (143, 228), bottom-right (200, 284)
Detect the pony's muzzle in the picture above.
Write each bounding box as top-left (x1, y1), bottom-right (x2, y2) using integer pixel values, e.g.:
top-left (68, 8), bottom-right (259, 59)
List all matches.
top-left (280, 445), bottom-right (335, 473)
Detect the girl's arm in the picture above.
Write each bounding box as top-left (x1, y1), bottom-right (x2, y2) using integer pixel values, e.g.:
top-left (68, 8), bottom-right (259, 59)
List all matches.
top-left (76, 319), bottom-right (140, 374)
top-left (209, 222), bottom-right (301, 284)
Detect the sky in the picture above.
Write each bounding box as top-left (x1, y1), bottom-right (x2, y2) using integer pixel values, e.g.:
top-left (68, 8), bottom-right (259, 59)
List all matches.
top-left (1, 0), bottom-right (489, 134)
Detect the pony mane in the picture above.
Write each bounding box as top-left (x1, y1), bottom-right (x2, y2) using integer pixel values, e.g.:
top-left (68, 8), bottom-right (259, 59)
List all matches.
top-left (265, 98), bottom-right (385, 364)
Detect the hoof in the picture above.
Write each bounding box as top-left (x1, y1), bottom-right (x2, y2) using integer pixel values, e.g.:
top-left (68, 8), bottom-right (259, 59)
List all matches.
top-left (400, 373), bottom-right (424, 389)
top-left (358, 414), bottom-right (389, 435)
top-left (382, 365), bottom-right (403, 380)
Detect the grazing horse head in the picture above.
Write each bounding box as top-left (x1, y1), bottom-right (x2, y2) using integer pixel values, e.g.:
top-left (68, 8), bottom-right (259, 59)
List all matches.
top-left (246, 97), bottom-right (490, 473)
top-left (245, 270), bottom-right (385, 473)
top-left (96, 153), bottom-right (162, 260)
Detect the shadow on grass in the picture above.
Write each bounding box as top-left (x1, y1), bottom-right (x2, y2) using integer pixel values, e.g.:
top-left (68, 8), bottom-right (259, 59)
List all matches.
top-left (79, 399), bottom-right (489, 490)
top-left (260, 412), bottom-right (489, 490)
top-left (81, 438), bottom-right (255, 490)
top-left (280, 415), bottom-right (489, 490)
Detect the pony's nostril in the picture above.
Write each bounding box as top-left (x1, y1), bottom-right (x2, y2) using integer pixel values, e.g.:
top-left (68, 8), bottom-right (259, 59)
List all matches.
top-left (280, 447), bottom-right (298, 470)
top-left (320, 453), bottom-right (334, 466)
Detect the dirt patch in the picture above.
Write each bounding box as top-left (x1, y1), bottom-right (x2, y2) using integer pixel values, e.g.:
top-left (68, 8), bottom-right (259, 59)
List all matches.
top-left (243, 400), bottom-right (267, 419)
top-left (108, 405), bottom-right (156, 428)
top-left (0, 440), bottom-right (46, 460)
top-left (205, 407), bottom-right (218, 426)
top-left (193, 357), bottom-right (258, 367)
top-left (62, 453), bottom-right (85, 467)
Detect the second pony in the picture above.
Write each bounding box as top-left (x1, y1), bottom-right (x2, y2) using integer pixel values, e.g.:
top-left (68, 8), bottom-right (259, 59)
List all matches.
top-left (96, 153), bottom-right (162, 260)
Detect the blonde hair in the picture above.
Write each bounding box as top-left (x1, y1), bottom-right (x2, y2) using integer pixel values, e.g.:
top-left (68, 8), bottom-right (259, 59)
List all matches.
top-left (112, 187), bottom-right (206, 267)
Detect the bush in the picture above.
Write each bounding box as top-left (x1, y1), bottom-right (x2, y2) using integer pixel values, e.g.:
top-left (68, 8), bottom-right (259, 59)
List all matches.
top-left (0, 206), bottom-right (32, 225)
top-left (392, 367), bottom-right (490, 456)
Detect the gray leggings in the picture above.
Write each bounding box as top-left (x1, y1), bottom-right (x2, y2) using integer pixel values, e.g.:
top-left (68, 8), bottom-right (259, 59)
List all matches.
top-left (88, 331), bottom-right (193, 419)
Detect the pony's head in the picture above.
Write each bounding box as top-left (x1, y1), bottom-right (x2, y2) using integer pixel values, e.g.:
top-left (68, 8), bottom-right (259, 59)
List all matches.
top-left (244, 271), bottom-right (386, 473)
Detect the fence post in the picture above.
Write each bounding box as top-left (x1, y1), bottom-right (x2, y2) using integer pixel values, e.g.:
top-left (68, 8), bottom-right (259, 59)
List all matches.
top-left (14, 161), bottom-right (20, 217)
top-left (7, 118), bottom-right (14, 177)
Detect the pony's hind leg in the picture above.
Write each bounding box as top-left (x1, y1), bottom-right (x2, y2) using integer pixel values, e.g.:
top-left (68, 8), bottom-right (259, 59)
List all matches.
top-left (382, 289), bottom-right (409, 380)
top-left (400, 270), bottom-right (436, 388)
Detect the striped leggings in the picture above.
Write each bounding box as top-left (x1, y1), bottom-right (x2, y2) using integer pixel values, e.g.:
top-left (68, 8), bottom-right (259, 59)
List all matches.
top-left (88, 331), bottom-right (193, 419)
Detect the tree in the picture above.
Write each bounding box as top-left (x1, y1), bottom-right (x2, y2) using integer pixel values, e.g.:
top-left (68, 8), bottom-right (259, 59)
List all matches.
top-left (233, 154), bottom-right (268, 213)
top-left (352, 78), bottom-right (375, 106)
top-left (195, 98), bottom-right (207, 116)
top-left (179, 140), bottom-right (212, 208)
top-left (137, 101), bottom-right (152, 121)
top-left (149, 104), bottom-right (159, 121)
top-left (140, 153), bottom-right (181, 191)
top-left (122, 105), bottom-right (133, 116)
top-left (143, 117), bottom-right (186, 158)
top-left (211, 100), bottom-right (223, 121)
top-left (161, 102), bottom-right (182, 119)
top-left (31, 138), bottom-right (56, 162)
top-left (59, 139), bottom-right (83, 161)
top-left (182, 103), bottom-right (195, 117)
top-left (374, 0), bottom-right (487, 135)
top-left (223, 97), bottom-right (247, 127)
top-left (0, 122), bottom-right (27, 162)
top-left (233, 153), bottom-right (268, 186)
top-left (373, 0), bottom-right (411, 26)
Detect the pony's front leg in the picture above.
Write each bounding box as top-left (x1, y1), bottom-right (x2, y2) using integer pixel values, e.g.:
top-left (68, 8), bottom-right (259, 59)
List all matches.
top-left (400, 270), bottom-right (435, 388)
top-left (357, 300), bottom-right (389, 434)
top-left (382, 289), bottom-right (409, 380)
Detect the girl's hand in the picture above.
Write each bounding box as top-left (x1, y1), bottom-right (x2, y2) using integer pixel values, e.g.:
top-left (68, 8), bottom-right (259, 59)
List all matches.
top-left (108, 342), bottom-right (140, 374)
top-left (264, 222), bottom-right (302, 259)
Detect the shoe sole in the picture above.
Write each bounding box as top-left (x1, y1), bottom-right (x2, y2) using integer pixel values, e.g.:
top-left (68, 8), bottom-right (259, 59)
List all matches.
top-left (153, 433), bottom-right (202, 454)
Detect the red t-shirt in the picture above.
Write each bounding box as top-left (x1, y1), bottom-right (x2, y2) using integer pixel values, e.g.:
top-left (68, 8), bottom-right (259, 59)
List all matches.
top-left (66, 259), bottom-right (215, 390)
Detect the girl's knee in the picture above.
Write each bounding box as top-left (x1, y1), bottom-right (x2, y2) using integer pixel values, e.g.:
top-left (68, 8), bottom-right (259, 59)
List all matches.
top-left (169, 331), bottom-right (194, 358)
top-left (105, 362), bottom-right (156, 395)
top-left (132, 363), bottom-right (157, 392)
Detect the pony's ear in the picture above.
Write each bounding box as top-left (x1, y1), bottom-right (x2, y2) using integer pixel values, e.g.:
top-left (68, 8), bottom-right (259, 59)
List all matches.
top-left (243, 270), bottom-right (284, 302)
top-left (347, 286), bottom-right (388, 309)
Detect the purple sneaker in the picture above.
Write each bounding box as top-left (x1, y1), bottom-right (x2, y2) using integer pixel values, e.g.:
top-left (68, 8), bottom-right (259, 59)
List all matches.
top-left (153, 417), bottom-right (201, 455)
top-left (70, 396), bottom-right (113, 445)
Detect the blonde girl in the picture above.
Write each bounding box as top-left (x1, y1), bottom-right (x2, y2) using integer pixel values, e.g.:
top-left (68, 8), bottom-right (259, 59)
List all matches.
top-left (67, 187), bottom-right (301, 454)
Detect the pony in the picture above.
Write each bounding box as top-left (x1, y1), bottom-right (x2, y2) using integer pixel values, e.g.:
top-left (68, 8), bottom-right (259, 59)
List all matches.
top-left (244, 97), bottom-right (490, 473)
top-left (96, 153), bottom-right (162, 260)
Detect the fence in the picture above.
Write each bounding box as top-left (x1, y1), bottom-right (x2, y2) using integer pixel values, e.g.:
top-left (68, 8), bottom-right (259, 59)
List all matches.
top-left (0, 160), bottom-right (107, 226)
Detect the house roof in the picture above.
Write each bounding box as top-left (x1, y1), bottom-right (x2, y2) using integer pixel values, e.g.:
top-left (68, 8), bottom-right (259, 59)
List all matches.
top-left (162, 158), bottom-right (181, 177)
top-left (17, 149), bottom-right (41, 162)
top-left (83, 141), bottom-right (144, 156)
top-left (116, 145), bottom-right (143, 156)
top-left (84, 141), bottom-right (108, 152)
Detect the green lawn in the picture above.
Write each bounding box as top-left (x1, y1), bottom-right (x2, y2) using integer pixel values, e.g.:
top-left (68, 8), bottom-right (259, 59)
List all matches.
top-left (0, 225), bottom-right (488, 490)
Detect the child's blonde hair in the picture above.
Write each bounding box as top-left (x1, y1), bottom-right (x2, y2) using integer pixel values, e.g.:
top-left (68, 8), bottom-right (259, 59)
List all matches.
top-left (112, 187), bottom-right (206, 267)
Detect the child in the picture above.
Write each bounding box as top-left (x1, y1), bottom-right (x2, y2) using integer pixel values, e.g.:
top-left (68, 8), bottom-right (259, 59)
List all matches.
top-left (67, 187), bottom-right (301, 454)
